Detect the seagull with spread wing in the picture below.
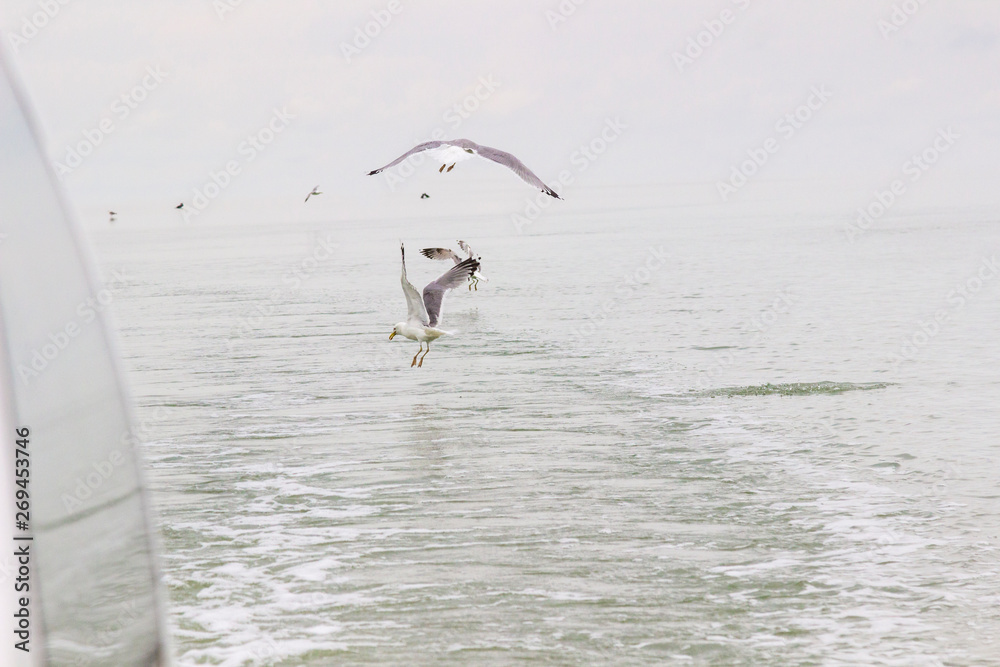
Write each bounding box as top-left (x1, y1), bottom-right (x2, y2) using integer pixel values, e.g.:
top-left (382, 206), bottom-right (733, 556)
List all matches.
top-left (389, 243), bottom-right (480, 367)
top-left (420, 240), bottom-right (488, 291)
top-left (367, 138), bottom-right (563, 199)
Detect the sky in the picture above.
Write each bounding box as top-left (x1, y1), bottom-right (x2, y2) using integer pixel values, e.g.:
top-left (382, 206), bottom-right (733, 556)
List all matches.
top-left (1, 1), bottom-right (999, 225)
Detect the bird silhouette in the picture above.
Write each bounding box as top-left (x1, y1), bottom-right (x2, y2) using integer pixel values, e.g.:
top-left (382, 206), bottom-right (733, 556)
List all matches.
top-left (368, 139), bottom-right (563, 199)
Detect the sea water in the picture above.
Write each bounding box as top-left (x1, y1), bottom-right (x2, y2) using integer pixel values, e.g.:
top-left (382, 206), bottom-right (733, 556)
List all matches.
top-left (89, 193), bottom-right (1000, 665)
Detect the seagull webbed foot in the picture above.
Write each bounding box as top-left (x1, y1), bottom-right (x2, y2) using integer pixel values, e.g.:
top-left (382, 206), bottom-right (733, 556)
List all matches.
top-left (446, 163), bottom-right (455, 172)
top-left (439, 164), bottom-right (446, 173)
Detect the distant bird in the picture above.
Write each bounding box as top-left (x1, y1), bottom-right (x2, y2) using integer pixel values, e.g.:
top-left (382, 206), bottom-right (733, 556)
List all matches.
top-left (368, 139), bottom-right (563, 199)
top-left (420, 193), bottom-right (430, 199)
top-left (109, 210), bottom-right (117, 223)
top-left (420, 240), bottom-right (487, 291)
top-left (390, 243), bottom-right (479, 368)
top-left (305, 185), bottom-right (322, 202)
top-left (175, 203), bottom-right (184, 209)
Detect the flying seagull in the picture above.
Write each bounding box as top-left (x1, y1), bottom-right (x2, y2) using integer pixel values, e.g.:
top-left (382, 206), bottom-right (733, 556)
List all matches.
top-left (109, 210), bottom-right (117, 223)
top-left (175, 203), bottom-right (184, 209)
top-left (368, 139), bottom-right (563, 199)
top-left (420, 240), bottom-right (488, 291)
top-left (305, 185), bottom-right (322, 202)
top-left (390, 243), bottom-right (480, 367)
top-left (420, 193), bottom-right (430, 199)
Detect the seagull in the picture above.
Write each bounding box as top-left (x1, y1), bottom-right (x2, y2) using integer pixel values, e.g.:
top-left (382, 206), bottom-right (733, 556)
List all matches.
top-left (109, 210), bottom-right (117, 222)
top-left (420, 240), bottom-right (488, 291)
top-left (305, 185), bottom-right (322, 202)
top-left (390, 243), bottom-right (480, 367)
top-left (368, 139), bottom-right (563, 199)
top-left (420, 193), bottom-right (430, 199)
top-left (176, 203), bottom-right (184, 209)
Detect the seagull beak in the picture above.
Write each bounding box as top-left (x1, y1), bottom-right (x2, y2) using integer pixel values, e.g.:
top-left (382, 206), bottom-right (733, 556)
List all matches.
top-left (389, 331), bottom-right (396, 340)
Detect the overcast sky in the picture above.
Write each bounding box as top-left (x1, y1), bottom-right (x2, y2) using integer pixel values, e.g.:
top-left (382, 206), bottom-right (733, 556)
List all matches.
top-left (2, 1), bottom-right (999, 225)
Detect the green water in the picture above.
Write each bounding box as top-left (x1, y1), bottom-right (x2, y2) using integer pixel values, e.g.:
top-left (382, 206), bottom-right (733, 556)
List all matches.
top-left (91, 199), bottom-right (1000, 665)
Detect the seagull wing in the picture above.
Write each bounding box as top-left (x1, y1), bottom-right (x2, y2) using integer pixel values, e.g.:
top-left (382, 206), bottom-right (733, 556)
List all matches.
top-left (368, 141), bottom-right (447, 175)
top-left (420, 247), bottom-right (462, 264)
top-left (456, 240), bottom-right (474, 257)
top-left (473, 144), bottom-right (563, 199)
top-left (422, 257), bottom-right (480, 328)
top-left (400, 243), bottom-right (429, 326)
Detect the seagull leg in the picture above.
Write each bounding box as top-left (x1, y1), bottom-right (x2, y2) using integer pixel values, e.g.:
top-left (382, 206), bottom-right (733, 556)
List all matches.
top-left (411, 343), bottom-right (422, 367)
top-left (446, 163), bottom-right (455, 172)
top-left (439, 164), bottom-right (446, 173)
top-left (418, 343), bottom-right (430, 367)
